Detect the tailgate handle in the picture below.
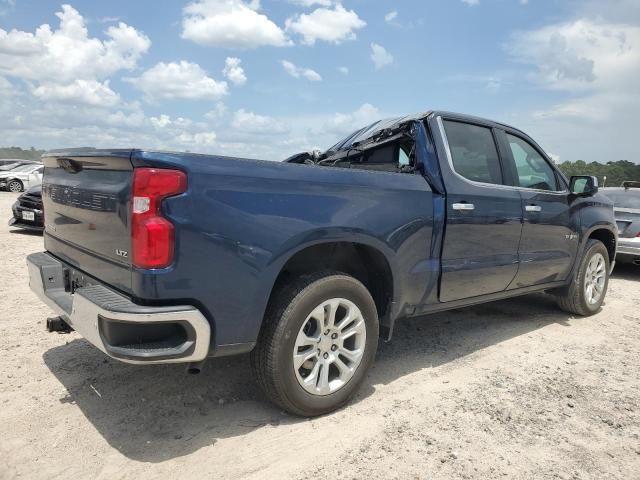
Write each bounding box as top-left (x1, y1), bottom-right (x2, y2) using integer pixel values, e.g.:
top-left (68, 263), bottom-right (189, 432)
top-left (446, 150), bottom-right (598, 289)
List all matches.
top-left (57, 157), bottom-right (83, 174)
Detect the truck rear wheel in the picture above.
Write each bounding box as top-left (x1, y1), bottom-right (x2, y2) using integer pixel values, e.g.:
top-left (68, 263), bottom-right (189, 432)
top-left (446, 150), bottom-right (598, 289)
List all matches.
top-left (251, 272), bottom-right (379, 417)
top-left (555, 239), bottom-right (610, 316)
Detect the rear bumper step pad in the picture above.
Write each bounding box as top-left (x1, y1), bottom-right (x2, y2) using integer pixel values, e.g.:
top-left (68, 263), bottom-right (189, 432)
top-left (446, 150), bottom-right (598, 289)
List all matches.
top-left (27, 252), bottom-right (211, 364)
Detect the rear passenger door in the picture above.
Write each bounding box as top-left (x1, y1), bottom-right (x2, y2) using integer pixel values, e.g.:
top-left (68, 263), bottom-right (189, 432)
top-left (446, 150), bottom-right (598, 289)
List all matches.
top-left (499, 130), bottom-right (579, 287)
top-left (434, 117), bottom-right (523, 302)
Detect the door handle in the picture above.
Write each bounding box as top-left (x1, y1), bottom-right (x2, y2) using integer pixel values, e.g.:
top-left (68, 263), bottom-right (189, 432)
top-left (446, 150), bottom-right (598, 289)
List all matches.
top-left (452, 203), bottom-right (475, 211)
top-left (525, 205), bottom-right (542, 212)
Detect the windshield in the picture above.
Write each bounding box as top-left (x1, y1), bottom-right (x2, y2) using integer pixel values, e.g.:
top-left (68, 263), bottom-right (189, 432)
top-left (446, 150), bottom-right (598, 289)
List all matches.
top-left (605, 191), bottom-right (640, 209)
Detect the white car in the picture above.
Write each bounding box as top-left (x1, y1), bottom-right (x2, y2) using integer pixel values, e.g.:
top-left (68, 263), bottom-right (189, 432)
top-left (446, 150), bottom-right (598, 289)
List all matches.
top-left (0, 164), bottom-right (44, 192)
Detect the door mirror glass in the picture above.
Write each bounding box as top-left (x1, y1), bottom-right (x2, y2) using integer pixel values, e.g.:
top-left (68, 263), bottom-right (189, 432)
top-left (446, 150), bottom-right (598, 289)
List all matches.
top-left (570, 175), bottom-right (599, 196)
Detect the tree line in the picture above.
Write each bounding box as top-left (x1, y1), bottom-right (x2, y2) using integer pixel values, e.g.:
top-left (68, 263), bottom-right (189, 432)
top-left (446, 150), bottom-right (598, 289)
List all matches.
top-left (556, 160), bottom-right (640, 188)
top-left (0, 147), bottom-right (46, 161)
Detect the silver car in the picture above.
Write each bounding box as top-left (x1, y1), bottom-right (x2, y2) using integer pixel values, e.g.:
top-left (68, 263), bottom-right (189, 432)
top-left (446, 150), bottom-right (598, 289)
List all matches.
top-left (603, 183), bottom-right (640, 265)
top-left (0, 163), bottom-right (43, 192)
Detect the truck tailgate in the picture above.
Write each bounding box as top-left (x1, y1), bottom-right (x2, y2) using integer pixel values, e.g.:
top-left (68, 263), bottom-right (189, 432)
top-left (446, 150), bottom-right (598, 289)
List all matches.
top-left (42, 150), bottom-right (134, 292)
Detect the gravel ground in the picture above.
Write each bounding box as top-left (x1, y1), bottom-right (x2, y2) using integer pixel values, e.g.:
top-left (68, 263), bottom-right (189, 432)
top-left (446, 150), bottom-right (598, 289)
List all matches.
top-left (0, 190), bottom-right (639, 480)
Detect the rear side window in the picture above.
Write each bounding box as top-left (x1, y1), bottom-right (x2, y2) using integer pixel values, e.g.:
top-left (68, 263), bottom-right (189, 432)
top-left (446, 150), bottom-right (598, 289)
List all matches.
top-left (443, 120), bottom-right (503, 185)
top-left (507, 134), bottom-right (559, 191)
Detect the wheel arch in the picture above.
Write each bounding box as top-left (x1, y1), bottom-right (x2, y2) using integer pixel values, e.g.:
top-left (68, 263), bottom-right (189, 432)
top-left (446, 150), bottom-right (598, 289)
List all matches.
top-left (264, 237), bottom-right (396, 335)
top-left (584, 226), bottom-right (617, 264)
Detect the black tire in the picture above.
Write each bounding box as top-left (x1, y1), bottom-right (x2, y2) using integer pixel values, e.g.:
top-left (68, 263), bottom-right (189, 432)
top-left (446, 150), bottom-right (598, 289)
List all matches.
top-left (555, 239), bottom-right (610, 316)
top-left (251, 271), bottom-right (379, 417)
top-left (8, 179), bottom-right (23, 192)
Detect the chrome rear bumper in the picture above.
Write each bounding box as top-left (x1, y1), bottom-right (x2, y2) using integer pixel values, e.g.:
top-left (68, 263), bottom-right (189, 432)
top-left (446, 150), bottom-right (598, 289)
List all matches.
top-left (27, 252), bottom-right (211, 364)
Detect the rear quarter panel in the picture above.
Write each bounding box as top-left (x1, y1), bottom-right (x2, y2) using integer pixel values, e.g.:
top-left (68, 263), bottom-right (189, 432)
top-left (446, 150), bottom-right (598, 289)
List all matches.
top-left (131, 152), bottom-right (434, 350)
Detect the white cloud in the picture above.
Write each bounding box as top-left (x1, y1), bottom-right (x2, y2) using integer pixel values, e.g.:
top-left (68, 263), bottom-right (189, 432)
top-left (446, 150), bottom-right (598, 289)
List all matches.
top-left (150, 114), bottom-right (172, 129)
top-left (338, 66), bottom-right (349, 75)
top-left (0, 4), bottom-right (150, 106)
top-left (285, 5), bottom-right (366, 45)
top-left (581, 0), bottom-right (640, 23)
top-left (0, 78), bottom-right (387, 160)
top-left (461, 0), bottom-right (480, 5)
top-left (32, 80), bottom-right (120, 107)
top-left (181, 0), bottom-right (290, 49)
top-left (222, 57), bottom-right (247, 86)
top-left (231, 109), bottom-right (289, 133)
top-left (370, 43), bottom-right (393, 69)
top-left (384, 10), bottom-right (398, 23)
top-left (508, 20), bottom-right (640, 92)
top-left (322, 103), bottom-right (381, 135)
top-left (125, 61), bottom-right (228, 101)
top-left (281, 60), bottom-right (322, 81)
top-left (0, 74), bottom-right (11, 90)
top-left (205, 102), bottom-right (227, 121)
top-left (97, 16), bottom-right (122, 24)
top-left (288, 0), bottom-right (333, 6)
top-left (178, 131), bottom-right (217, 146)
top-left (507, 18), bottom-right (640, 161)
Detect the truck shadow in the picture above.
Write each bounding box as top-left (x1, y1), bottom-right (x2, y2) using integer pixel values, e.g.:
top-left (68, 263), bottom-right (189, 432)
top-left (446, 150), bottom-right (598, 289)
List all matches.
top-left (43, 292), bottom-right (571, 463)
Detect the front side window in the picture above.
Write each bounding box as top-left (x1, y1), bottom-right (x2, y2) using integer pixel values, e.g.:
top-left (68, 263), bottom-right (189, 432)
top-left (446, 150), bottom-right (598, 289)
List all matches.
top-left (443, 120), bottom-right (503, 185)
top-left (507, 134), bottom-right (559, 191)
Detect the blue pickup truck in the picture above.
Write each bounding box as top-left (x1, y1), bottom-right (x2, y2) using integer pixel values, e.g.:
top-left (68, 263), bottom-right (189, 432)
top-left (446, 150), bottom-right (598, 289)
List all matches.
top-left (28, 111), bottom-right (616, 416)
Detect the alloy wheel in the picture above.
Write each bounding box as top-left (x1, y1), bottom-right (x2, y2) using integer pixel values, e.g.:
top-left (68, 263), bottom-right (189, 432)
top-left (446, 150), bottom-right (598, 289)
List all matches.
top-left (293, 298), bottom-right (367, 396)
top-left (584, 252), bottom-right (606, 305)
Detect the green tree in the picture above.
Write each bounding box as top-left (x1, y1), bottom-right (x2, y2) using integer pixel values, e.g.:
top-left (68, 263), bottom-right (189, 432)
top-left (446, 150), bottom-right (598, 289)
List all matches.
top-left (557, 160), bottom-right (640, 187)
top-left (0, 146), bottom-right (46, 161)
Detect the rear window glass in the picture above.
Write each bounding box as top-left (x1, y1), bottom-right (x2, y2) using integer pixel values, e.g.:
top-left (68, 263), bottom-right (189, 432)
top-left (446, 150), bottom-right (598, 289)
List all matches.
top-left (604, 191), bottom-right (640, 209)
top-left (443, 120), bottom-right (503, 185)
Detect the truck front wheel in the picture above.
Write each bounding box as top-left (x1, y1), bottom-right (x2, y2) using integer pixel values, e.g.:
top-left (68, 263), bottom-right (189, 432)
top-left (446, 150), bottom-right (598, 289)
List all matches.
top-left (555, 239), bottom-right (610, 316)
top-left (251, 272), bottom-right (379, 417)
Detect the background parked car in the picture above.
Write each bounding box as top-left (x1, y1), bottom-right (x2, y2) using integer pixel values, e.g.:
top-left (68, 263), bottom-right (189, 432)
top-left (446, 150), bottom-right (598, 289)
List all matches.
top-left (0, 159), bottom-right (39, 171)
top-left (25, 167), bottom-right (44, 190)
top-left (602, 182), bottom-right (640, 265)
top-left (0, 164), bottom-right (44, 192)
top-left (8, 185), bottom-right (43, 232)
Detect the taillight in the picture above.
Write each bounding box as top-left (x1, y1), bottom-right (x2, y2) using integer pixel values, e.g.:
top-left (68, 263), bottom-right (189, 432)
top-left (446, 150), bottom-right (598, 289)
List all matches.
top-left (131, 168), bottom-right (187, 269)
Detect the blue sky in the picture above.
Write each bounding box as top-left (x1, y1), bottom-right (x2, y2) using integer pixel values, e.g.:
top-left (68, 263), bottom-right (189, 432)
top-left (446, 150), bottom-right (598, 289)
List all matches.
top-left (1, 0), bottom-right (639, 162)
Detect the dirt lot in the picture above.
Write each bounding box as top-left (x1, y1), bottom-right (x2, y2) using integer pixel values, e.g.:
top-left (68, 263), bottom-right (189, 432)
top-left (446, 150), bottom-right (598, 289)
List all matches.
top-left (0, 191), bottom-right (639, 480)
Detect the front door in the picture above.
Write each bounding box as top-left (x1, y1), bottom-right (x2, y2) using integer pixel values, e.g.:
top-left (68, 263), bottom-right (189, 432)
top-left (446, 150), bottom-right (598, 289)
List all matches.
top-left (434, 117), bottom-right (523, 302)
top-left (501, 131), bottom-right (578, 287)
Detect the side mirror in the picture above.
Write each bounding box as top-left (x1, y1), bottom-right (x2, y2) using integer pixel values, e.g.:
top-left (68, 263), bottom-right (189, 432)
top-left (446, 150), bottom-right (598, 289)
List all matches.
top-left (570, 175), bottom-right (599, 196)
